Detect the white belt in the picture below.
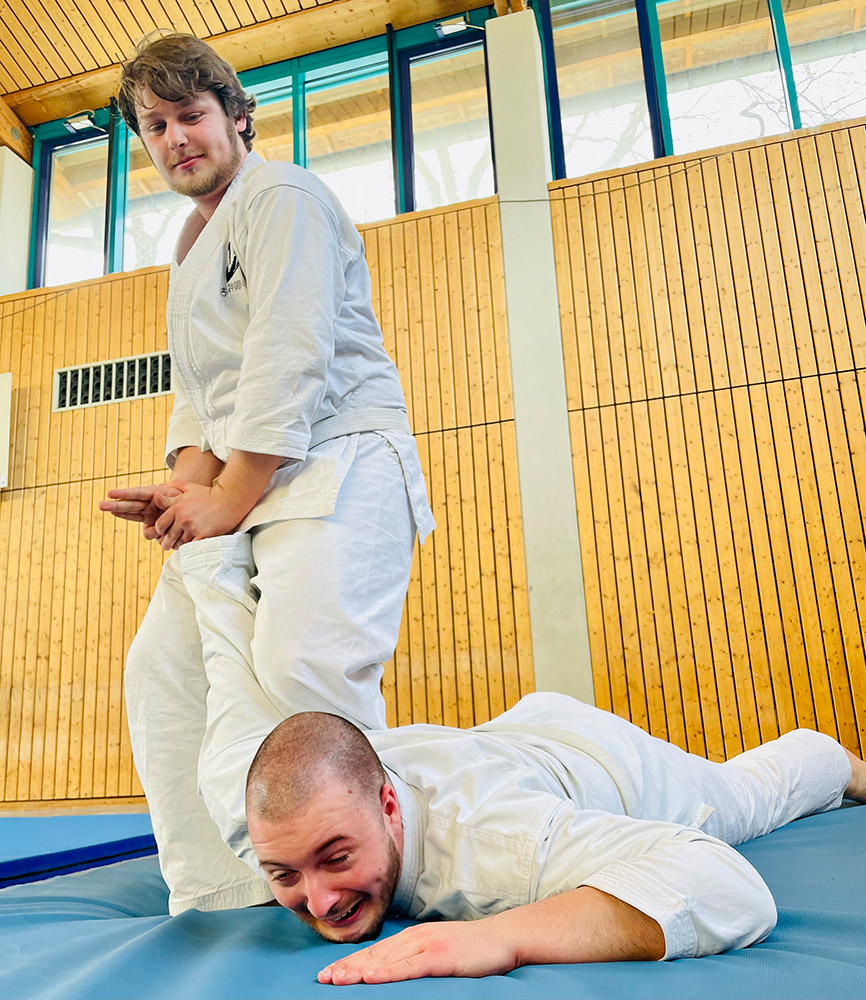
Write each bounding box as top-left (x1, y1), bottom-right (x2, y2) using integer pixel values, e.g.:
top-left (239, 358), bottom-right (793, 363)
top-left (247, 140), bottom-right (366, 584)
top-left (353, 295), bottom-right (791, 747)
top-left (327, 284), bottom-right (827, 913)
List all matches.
top-left (308, 408), bottom-right (411, 448)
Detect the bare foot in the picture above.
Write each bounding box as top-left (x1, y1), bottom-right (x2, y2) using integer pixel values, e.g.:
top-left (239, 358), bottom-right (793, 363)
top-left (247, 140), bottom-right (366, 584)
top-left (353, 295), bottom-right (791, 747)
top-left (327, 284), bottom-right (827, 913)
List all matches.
top-left (843, 749), bottom-right (866, 802)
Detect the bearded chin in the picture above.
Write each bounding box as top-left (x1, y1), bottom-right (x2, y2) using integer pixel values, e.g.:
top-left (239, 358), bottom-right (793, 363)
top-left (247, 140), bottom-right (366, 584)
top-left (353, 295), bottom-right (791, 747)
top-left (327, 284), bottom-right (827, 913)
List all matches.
top-left (182, 171), bottom-right (226, 197)
top-left (178, 150), bottom-right (242, 197)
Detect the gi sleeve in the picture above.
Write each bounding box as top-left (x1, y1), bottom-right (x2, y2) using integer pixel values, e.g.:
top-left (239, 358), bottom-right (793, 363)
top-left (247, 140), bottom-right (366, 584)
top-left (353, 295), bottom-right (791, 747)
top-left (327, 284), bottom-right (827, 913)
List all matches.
top-left (165, 377), bottom-right (210, 469)
top-left (226, 184), bottom-right (348, 460)
top-left (535, 805), bottom-right (777, 960)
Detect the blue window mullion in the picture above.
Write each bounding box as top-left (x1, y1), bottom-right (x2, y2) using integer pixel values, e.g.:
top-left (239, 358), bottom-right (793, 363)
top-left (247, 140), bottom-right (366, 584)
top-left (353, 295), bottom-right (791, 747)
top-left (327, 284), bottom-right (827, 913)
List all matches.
top-left (634, 0), bottom-right (673, 157)
top-left (105, 98), bottom-right (128, 274)
top-left (396, 43), bottom-right (417, 214)
top-left (535, 0), bottom-right (567, 181)
top-left (293, 70), bottom-right (307, 167)
top-left (387, 23), bottom-right (409, 216)
top-left (28, 138), bottom-right (52, 289)
top-left (767, 0), bottom-right (802, 131)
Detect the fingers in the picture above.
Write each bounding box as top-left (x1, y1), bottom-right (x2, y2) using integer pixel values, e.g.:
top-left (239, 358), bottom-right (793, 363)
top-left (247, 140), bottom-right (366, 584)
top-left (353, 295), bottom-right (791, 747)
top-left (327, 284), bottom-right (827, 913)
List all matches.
top-left (318, 943), bottom-right (381, 986)
top-left (320, 957), bottom-right (421, 986)
top-left (152, 490), bottom-right (180, 511)
top-left (318, 934), bottom-right (434, 985)
top-left (104, 486), bottom-right (157, 502)
top-left (153, 508), bottom-right (196, 550)
top-left (98, 500), bottom-right (149, 517)
top-left (154, 509), bottom-right (180, 550)
top-left (317, 923), bottom-right (512, 985)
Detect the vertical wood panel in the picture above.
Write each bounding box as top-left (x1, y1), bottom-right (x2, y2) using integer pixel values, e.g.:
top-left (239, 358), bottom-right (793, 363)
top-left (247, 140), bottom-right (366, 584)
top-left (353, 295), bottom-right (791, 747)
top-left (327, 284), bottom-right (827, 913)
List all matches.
top-left (553, 119), bottom-right (866, 757)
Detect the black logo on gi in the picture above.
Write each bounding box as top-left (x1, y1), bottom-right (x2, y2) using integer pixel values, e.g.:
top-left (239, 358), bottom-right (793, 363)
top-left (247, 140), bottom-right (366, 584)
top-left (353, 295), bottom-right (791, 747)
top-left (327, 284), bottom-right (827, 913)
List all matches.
top-left (221, 243), bottom-right (246, 296)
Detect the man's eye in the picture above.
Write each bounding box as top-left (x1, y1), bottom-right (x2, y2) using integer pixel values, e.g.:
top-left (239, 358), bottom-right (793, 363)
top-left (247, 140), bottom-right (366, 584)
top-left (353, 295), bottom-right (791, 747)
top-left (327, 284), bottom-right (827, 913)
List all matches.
top-left (148, 124), bottom-right (165, 134)
top-left (270, 871), bottom-right (299, 885)
top-left (326, 854), bottom-right (350, 867)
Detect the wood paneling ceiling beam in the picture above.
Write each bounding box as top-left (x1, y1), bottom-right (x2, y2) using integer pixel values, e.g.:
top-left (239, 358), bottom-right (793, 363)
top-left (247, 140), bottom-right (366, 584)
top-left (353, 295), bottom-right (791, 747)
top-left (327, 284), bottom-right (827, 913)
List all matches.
top-left (0, 93), bottom-right (32, 163)
top-left (5, 0), bottom-right (490, 127)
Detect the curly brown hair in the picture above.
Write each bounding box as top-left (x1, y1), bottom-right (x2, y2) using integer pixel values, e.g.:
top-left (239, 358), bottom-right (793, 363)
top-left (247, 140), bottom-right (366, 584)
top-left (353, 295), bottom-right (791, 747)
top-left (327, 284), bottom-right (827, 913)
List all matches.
top-left (118, 32), bottom-right (257, 150)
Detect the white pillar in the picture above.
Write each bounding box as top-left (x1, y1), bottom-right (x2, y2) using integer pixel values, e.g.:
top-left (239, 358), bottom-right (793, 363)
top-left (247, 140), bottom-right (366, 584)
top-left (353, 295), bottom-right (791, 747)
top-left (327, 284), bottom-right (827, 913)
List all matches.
top-left (0, 147), bottom-right (33, 296)
top-left (486, 10), bottom-right (594, 703)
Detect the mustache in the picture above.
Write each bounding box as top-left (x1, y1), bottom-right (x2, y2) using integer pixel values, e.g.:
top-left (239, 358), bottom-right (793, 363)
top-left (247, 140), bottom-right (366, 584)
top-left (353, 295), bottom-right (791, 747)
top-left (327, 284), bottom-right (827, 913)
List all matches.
top-left (169, 153), bottom-right (205, 167)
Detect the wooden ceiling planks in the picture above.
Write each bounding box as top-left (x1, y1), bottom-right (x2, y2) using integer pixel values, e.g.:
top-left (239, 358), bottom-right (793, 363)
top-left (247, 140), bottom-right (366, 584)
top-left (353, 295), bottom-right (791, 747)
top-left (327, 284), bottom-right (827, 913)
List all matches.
top-left (2, 0), bottom-right (490, 126)
top-left (0, 0), bottom-right (335, 93)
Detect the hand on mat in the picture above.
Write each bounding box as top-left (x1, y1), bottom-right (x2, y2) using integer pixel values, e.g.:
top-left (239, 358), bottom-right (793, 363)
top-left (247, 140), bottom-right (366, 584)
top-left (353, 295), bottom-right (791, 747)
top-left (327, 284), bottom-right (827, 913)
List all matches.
top-left (317, 921), bottom-right (518, 985)
top-left (150, 479), bottom-right (246, 549)
top-left (99, 484), bottom-right (181, 541)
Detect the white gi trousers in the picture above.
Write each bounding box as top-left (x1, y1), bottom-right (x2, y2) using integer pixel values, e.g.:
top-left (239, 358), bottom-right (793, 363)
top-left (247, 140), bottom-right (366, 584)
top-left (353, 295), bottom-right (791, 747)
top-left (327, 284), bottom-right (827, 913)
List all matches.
top-left (125, 432), bottom-right (417, 914)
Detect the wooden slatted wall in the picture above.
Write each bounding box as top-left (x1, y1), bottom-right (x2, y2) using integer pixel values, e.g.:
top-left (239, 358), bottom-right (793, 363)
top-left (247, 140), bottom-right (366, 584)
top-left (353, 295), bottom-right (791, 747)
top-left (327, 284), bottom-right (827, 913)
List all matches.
top-left (552, 118), bottom-right (866, 760)
top-left (364, 199), bottom-right (534, 729)
top-left (0, 197), bottom-right (533, 807)
top-left (0, 271), bottom-right (171, 806)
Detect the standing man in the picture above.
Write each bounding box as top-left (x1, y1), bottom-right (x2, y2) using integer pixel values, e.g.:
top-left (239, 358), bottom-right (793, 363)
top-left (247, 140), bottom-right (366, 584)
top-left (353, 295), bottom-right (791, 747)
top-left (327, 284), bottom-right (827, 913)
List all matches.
top-left (100, 32), bottom-right (433, 916)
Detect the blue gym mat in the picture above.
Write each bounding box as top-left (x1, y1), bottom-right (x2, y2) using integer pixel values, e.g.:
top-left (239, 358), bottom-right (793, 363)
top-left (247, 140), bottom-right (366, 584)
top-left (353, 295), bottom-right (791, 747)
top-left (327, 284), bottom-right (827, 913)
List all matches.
top-left (0, 806), bottom-right (863, 999)
top-left (0, 813), bottom-right (156, 886)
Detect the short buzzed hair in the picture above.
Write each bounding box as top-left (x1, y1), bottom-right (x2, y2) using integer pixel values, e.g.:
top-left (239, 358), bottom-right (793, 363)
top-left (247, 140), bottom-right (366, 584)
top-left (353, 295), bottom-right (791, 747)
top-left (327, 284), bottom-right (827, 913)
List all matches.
top-left (246, 712), bottom-right (387, 822)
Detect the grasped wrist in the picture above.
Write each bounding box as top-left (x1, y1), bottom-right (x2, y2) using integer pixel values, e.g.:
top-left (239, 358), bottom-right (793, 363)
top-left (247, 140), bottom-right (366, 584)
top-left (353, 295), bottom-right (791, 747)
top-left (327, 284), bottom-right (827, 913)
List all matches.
top-left (210, 480), bottom-right (257, 527)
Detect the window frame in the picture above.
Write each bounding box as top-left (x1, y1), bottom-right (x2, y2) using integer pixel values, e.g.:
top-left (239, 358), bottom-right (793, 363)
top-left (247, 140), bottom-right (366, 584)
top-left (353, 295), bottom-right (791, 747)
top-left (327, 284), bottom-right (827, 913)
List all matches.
top-left (29, 108), bottom-right (112, 289)
top-left (28, 0), bottom-right (838, 287)
top-left (535, 0), bottom-right (807, 178)
top-left (28, 11), bottom-right (498, 289)
top-left (397, 38), bottom-right (497, 213)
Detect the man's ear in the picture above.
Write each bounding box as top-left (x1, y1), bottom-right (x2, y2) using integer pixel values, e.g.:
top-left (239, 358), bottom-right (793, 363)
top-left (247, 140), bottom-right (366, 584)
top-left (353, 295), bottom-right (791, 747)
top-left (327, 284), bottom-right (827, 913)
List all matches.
top-left (235, 115), bottom-right (246, 136)
top-left (381, 783), bottom-right (401, 825)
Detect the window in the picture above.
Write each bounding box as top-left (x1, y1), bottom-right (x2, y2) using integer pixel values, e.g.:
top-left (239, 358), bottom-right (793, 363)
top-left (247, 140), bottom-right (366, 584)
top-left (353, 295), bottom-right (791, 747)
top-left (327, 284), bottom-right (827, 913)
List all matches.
top-left (252, 94), bottom-right (294, 164)
top-left (30, 17), bottom-right (501, 288)
top-left (408, 41), bottom-right (495, 211)
top-left (306, 69), bottom-right (395, 223)
top-left (43, 138), bottom-right (109, 287)
top-left (658, 0), bottom-right (791, 155)
top-left (35, 3), bottom-right (866, 288)
top-left (785, 0), bottom-right (866, 128)
top-left (550, 0), bottom-right (654, 177)
top-left (124, 134), bottom-right (190, 271)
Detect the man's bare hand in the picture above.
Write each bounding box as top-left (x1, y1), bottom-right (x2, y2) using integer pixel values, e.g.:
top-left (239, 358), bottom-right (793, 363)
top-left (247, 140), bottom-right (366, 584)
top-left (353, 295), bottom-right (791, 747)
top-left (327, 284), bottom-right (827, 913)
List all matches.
top-left (99, 484), bottom-right (181, 541)
top-left (151, 480), bottom-right (246, 550)
top-left (317, 889), bottom-right (666, 985)
top-left (317, 921), bottom-right (519, 986)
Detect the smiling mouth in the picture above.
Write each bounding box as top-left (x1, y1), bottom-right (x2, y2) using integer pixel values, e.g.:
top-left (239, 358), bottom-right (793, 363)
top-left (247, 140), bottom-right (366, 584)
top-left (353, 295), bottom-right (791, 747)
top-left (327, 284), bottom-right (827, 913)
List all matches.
top-left (327, 899), bottom-right (363, 926)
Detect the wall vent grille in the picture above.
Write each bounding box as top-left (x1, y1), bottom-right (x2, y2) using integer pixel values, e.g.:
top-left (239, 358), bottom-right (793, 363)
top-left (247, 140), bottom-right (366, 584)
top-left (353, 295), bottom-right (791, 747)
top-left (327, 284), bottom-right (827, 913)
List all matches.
top-left (54, 352), bottom-right (172, 411)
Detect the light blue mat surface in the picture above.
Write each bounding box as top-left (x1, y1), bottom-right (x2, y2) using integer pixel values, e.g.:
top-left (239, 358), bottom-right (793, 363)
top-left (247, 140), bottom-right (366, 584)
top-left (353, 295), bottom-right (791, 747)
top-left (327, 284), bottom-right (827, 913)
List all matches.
top-left (0, 806), bottom-right (863, 999)
top-left (0, 814), bottom-right (155, 884)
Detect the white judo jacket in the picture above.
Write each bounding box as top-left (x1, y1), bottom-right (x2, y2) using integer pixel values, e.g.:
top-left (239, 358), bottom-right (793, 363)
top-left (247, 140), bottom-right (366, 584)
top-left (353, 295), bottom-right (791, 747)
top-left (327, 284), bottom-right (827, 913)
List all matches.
top-left (376, 692), bottom-right (849, 961)
top-left (164, 152), bottom-right (431, 534)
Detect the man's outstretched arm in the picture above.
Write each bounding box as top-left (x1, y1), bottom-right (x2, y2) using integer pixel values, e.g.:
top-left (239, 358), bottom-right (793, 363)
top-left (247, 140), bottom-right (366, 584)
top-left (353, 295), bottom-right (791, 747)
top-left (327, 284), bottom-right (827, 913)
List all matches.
top-left (318, 887), bottom-right (664, 986)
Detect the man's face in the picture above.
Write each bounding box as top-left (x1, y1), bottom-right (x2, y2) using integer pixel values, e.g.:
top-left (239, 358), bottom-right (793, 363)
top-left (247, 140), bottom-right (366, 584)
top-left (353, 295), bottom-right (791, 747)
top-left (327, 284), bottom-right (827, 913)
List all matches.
top-left (249, 780), bottom-right (403, 944)
top-left (134, 86), bottom-right (246, 206)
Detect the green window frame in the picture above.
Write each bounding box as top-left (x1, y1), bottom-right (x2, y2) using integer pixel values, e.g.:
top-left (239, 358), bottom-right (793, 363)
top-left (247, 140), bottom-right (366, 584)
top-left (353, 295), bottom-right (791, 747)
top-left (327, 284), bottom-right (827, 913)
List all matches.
top-left (28, 10), bottom-right (498, 289)
top-left (534, 0), bottom-right (818, 180)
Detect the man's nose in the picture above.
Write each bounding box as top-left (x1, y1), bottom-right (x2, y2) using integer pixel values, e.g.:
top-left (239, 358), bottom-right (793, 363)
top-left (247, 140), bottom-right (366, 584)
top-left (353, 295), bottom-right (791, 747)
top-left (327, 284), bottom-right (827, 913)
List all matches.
top-left (303, 874), bottom-right (342, 919)
top-left (165, 121), bottom-right (187, 148)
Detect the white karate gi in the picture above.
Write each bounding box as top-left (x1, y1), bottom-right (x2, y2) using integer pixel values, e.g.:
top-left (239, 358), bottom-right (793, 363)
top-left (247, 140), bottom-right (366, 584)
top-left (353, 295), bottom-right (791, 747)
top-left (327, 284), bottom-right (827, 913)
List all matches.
top-left (174, 535), bottom-right (851, 960)
top-left (125, 153), bottom-right (434, 914)
top-left (379, 695), bottom-right (850, 959)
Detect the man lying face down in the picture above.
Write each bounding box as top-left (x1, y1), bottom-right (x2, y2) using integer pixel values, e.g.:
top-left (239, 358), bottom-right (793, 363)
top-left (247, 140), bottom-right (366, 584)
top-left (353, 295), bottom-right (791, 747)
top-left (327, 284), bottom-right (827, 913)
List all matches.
top-left (245, 692), bottom-right (866, 986)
